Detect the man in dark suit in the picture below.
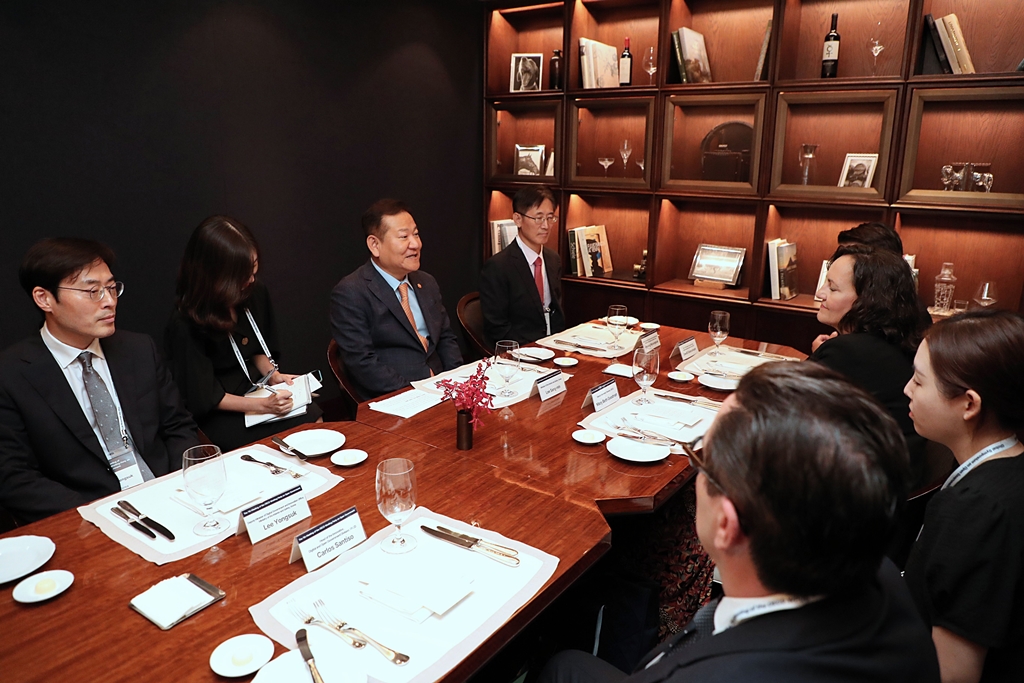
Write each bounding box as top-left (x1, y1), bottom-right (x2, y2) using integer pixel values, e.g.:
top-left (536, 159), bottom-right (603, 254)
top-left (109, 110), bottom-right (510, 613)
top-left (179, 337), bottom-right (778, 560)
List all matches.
top-left (479, 186), bottom-right (565, 348)
top-left (331, 199), bottom-right (462, 401)
top-left (0, 239), bottom-right (199, 524)
top-left (539, 362), bottom-right (940, 683)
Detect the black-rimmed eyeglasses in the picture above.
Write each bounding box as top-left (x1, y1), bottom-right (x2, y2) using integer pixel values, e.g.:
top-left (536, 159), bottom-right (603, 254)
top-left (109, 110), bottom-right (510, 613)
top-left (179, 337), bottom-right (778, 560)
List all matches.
top-left (680, 437), bottom-right (725, 493)
top-left (58, 282), bottom-right (125, 302)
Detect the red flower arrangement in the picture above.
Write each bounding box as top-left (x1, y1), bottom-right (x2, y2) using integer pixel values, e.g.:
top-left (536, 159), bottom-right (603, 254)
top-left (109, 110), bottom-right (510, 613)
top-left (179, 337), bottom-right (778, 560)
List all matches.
top-left (435, 359), bottom-right (495, 430)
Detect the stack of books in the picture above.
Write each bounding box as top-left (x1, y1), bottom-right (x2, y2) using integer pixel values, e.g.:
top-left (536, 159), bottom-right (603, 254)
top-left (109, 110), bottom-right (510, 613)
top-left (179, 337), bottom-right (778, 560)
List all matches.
top-left (567, 225), bottom-right (613, 277)
top-left (766, 238), bottom-right (798, 301)
top-left (578, 38), bottom-right (620, 89)
top-left (922, 13), bottom-right (975, 75)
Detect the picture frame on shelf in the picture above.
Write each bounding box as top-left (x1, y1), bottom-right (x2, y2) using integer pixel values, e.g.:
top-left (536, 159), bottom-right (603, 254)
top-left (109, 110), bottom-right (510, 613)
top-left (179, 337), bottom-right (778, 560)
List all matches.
top-left (514, 144), bottom-right (545, 176)
top-left (688, 244), bottom-right (746, 286)
top-left (510, 54), bottom-right (543, 92)
top-left (838, 153), bottom-right (879, 188)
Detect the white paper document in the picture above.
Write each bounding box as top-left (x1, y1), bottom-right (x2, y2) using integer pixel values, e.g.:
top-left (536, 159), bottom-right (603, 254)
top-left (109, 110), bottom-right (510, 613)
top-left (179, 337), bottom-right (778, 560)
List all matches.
top-left (368, 389), bottom-right (444, 418)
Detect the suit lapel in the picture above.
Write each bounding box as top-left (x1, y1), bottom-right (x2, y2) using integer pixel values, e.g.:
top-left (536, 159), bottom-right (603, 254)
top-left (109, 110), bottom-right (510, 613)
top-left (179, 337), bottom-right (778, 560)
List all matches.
top-left (363, 262), bottom-right (422, 348)
top-left (103, 337), bottom-right (145, 455)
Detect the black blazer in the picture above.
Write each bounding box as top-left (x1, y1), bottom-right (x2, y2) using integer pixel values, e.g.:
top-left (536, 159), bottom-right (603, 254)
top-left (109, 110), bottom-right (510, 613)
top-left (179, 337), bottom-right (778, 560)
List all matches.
top-left (0, 331), bottom-right (199, 524)
top-left (479, 241), bottom-right (565, 348)
top-left (330, 260), bottom-right (463, 401)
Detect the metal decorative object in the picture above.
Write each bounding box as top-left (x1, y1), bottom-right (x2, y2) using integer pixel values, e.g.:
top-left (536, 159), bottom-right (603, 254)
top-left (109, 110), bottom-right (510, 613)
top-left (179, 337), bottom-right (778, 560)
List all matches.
top-left (941, 163), bottom-right (993, 192)
top-left (633, 249), bottom-right (648, 279)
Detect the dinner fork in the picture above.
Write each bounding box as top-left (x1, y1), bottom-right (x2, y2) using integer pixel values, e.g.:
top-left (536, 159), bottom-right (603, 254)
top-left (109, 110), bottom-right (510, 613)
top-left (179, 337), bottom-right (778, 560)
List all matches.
top-left (287, 602), bottom-right (367, 649)
top-left (240, 454), bottom-right (304, 479)
top-left (313, 599), bottom-right (410, 665)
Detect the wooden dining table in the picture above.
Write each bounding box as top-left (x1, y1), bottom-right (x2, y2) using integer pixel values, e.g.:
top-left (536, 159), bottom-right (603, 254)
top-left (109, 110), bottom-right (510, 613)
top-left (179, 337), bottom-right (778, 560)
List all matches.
top-left (356, 324), bottom-right (805, 515)
top-left (0, 422), bottom-right (612, 683)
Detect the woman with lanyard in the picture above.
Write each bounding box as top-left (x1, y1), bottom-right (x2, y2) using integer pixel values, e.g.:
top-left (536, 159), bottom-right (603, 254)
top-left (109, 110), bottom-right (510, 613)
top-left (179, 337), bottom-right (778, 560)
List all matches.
top-left (165, 215), bottom-right (322, 451)
top-left (902, 308), bottom-right (1024, 683)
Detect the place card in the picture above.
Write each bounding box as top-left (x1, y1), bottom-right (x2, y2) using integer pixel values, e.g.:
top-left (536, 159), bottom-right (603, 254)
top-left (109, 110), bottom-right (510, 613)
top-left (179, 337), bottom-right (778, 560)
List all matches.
top-left (533, 370), bottom-right (566, 401)
top-left (670, 337), bottom-right (700, 367)
top-left (289, 506), bottom-right (366, 572)
top-left (637, 330), bottom-right (661, 353)
top-left (581, 379), bottom-right (620, 413)
top-left (237, 486), bottom-right (311, 544)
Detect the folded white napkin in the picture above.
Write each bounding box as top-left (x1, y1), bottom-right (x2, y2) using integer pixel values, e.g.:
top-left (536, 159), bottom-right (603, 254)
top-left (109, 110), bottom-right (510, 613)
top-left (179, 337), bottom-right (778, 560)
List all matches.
top-left (130, 575), bottom-right (216, 629)
top-left (358, 571), bottom-right (474, 624)
top-left (603, 363), bottom-right (639, 378)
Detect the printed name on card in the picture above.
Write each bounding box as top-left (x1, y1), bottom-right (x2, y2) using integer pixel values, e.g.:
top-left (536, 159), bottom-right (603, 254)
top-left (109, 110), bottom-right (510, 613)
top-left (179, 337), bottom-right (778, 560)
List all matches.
top-left (237, 486), bottom-right (311, 544)
top-left (638, 330), bottom-right (661, 353)
top-left (533, 370), bottom-right (567, 401)
top-left (581, 378), bottom-right (620, 412)
top-left (289, 506), bottom-right (367, 572)
top-left (670, 337), bottom-right (700, 366)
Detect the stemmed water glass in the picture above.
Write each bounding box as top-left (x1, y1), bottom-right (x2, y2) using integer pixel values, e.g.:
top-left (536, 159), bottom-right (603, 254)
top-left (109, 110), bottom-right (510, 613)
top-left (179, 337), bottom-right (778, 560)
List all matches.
top-left (642, 47), bottom-right (657, 84)
top-left (182, 444), bottom-right (229, 536)
top-left (607, 305), bottom-right (628, 350)
top-left (598, 157), bottom-right (614, 176)
top-left (973, 281), bottom-right (998, 308)
top-left (619, 139), bottom-right (632, 172)
top-left (376, 458), bottom-right (417, 554)
top-left (632, 348), bottom-right (660, 405)
top-left (495, 340), bottom-right (521, 397)
top-left (708, 310), bottom-right (730, 356)
top-left (866, 22), bottom-right (885, 76)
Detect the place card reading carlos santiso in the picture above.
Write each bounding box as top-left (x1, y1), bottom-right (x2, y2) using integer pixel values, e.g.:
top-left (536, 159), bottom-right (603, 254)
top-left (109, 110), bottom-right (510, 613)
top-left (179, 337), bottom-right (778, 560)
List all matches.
top-left (237, 486), bottom-right (311, 544)
top-left (289, 506), bottom-right (366, 572)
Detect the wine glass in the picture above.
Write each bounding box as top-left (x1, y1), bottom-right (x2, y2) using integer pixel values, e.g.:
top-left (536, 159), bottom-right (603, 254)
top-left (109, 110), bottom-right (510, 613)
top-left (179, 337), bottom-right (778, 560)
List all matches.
top-left (598, 157), bottom-right (614, 176)
top-left (642, 46), bottom-right (657, 84)
top-left (495, 340), bottom-right (521, 397)
top-left (619, 139), bottom-right (632, 171)
top-left (607, 305), bottom-right (629, 350)
top-left (632, 348), bottom-right (660, 405)
top-left (973, 281), bottom-right (998, 308)
top-left (636, 158), bottom-right (645, 173)
top-left (182, 444), bottom-right (229, 536)
top-left (708, 310), bottom-right (730, 356)
top-left (376, 458), bottom-right (417, 554)
top-left (866, 22), bottom-right (885, 76)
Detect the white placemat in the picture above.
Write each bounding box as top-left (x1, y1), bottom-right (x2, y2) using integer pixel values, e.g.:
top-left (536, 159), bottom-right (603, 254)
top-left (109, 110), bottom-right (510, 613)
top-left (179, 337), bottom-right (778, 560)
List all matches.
top-left (579, 390), bottom-right (720, 454)
top-left (78, 444), bottom-right (342, 565)
top-left (368, 390), bottom-right (444, 418)
top-left (412, 360), bottom-right (568, 409)
top-left (537, 323), bottom-right (643, 359)
top-left (680, 345), bottom-right (792, 376)
top-left (249, 507), bottom-right (558, 683)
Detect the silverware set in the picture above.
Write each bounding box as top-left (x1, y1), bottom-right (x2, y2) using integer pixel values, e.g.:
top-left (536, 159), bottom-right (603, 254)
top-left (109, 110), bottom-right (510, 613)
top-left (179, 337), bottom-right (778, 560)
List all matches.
top-left (240, 453), bottom-right (305, 479)
top-left (288, 600), bottom-right (410, 665)
top-left (652, 392), bottom-right (721, 412)
top-left (272, 436), bottom-right (310, 459)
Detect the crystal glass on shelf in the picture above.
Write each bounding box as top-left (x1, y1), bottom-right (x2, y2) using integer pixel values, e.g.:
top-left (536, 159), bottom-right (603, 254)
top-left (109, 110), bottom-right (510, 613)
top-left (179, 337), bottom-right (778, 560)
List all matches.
top-left (619, 139), bottom-right (633, 171)
top-left (933, 262), bottom-right (956, 312)
top-left (376, 458), bottom-right (417, 554)
top-left (798, 144), bottom-right (819, 185)
top-left (973, 281), bottom-right (998, 308)
top-left (598, 157), bottom-right (614, 176)
top-left (867, 22), bottom-right (885, 76)
top-left (632, 348), bottom-right (660, 405)
top-left (708, 310), bottom-right (730, 357)
top-left (494, 340), bottom-right (521, 398)
top-left (182, 444), bottom-right (229, 536)
top-left (636, 158), bottom-right (645, 173)
top-left (607, 305), bottom-right (629, 350)
top-left (642, 46), bottom-right (657, 84)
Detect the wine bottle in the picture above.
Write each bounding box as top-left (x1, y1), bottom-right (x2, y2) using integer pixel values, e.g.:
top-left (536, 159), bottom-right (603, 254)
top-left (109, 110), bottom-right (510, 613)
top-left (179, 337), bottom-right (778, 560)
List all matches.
top-left (620, 37), bottom-right (633, 86)
top-left (550, 49), bottom-right (563, 90)
top-left (821, 13), bottom-right (840, 78)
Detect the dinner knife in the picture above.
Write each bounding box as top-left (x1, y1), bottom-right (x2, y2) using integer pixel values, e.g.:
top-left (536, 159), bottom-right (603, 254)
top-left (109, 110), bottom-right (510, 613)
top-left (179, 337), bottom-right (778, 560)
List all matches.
top-left (733, 348), bottom-right (792, 361)
top-left (437, 526), bottom-right (519, 556)
top-left (422, 526), bottom-right (520, 567)
top-left (295, 628), bottom-right (325, 683)
top-left (117, 500), bottom-right (175, 541)
top-left (553, 339), bottom-right (605, 352)
top-left (111, 507), bottom-right (156, 539)
top-left (272, 436), bottom-right (309, 459)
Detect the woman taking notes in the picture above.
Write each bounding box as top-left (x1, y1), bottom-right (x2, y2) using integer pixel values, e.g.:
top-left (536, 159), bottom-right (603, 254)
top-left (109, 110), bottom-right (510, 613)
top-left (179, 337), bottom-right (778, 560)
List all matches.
top-left (165, 216), bottom-right (321, 450)
top-left (902, 309), bottom-right (1024, 683)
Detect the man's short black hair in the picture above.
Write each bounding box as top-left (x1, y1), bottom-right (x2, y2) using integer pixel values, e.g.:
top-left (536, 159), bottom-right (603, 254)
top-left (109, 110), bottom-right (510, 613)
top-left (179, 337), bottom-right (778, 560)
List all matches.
top-left (362, 199), bottom-right (411, 239)
top-left (512, 186), bottom-right (556, 215)
top-left (837, 222), bottom-right (903, 255)
top-left (19, 238), bottom-right (116, 302)
top-left (702, 362), bottom-right (910, 597)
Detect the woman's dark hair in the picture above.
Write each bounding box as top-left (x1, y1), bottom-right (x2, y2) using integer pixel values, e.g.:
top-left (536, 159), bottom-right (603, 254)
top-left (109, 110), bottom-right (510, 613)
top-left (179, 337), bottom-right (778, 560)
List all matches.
top-left (925, 309), bottom-right (1024, 434)
top-left (703, 362), bottom-right (909, 597)
top-left (175, 216), bottom-right (260, 332)
top-left (830, 243), bottom-right (924, 355)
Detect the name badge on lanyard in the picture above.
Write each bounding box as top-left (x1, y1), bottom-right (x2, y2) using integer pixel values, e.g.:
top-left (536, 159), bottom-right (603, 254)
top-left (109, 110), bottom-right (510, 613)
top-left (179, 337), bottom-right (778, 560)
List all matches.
top-left (109, 409), bottom-right (144, 490)
top-left (229, 308), bottom-right (276, 391)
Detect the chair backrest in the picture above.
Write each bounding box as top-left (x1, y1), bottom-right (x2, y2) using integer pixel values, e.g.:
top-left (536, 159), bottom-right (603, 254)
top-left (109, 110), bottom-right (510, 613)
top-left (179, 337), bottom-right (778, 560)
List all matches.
top-left (457, 291), bottom-right (491, 359)
top-left (327, 339), bottom-right (362, 417)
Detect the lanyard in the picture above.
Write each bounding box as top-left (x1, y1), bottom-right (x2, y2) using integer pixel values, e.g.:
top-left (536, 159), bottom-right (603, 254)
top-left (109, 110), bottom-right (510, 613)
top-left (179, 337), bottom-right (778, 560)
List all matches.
top-left (942, 436), bottom-right (1020, 490)
top-left (228, 308), bottom-right (276, 386)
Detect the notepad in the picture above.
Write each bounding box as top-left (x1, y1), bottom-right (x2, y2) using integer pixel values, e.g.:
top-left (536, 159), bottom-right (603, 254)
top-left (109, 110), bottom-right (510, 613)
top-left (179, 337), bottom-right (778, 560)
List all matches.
top-left (244, 372), bottom-right (322, 427)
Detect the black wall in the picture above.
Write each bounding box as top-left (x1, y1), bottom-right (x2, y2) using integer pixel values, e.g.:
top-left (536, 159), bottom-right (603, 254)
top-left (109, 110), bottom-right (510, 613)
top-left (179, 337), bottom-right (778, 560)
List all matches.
top-left (0, 1), bottom-right (483, 400)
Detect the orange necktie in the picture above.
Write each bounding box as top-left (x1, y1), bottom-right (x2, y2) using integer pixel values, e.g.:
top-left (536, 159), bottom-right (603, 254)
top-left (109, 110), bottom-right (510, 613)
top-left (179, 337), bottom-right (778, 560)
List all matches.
top-left (398, 282), bottom-right (429, 352)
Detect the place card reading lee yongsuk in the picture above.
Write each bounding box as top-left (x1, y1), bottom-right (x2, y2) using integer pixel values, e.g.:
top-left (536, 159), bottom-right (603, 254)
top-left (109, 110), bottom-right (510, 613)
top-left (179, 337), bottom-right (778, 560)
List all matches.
top-left (638, 330), bottom-right (661, 353)
top-left (237, 486), bottom-right (311, 544)
top-left (581, 378), bottom-right (620, 412)
top-left (534, 370), bottom-right (567, 401)
top-left (670, 337), bottom-right (700, 366)
top-left (289, 506), bottom-right (367, 572)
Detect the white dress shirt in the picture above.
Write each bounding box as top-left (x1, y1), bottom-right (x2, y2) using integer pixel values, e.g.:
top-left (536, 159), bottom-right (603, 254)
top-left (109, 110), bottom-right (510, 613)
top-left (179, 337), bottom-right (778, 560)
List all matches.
top-left (713, 592), bottom-right (823, 634)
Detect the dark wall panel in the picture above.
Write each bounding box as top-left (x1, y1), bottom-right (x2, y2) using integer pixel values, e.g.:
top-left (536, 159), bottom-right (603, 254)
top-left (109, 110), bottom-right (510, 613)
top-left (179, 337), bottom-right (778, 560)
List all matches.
top-left (0, 0), bottom-right (483, 399)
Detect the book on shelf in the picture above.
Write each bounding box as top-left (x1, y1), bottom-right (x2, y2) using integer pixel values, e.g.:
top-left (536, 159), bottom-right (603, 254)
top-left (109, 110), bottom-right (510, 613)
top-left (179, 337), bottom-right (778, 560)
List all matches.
top-left (777, 242), bottom-right (798, 301)
top-left (576, 225), bottom-right (612, 277)
top-left (566, 226), bottom-right (580, 275)
top-left (922, 14), bottom-right (954, 75)
top-left (489, 219), bottom-right (519, 255)
top-left (579, 37), bottom-right (619, 89)
top-left (671, 30), bottom-right (687, 83)
top-left (679, 27), bottom-right (712, 84)
top-left (933, 16), bottom-right (961, 74)
top-left (544, 151), bottom-right (555, 176)
top-left (754, 20), bottom-right (772, 81)
top-left (814, 260), bottom-right (829, 301)
top-left (766, 237), bottom-right (784, 299)
top-left (941, 14), bottom-right (975, 74)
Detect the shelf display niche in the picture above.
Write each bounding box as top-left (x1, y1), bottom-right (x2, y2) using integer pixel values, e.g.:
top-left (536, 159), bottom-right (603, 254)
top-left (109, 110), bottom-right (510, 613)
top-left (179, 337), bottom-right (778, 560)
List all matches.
top-left (916, 0), bottom-right (1024, 75)
top-left (564, 193), bottom-right (651, 283)
top-left (569, 0), bottom-right (660, 91)
top-left (664, 0), bottom-right (776, 85)
top-left (488, 100), bottom-right (562, 182)
top-left (487, 2), bottom-right (566, 96)
top-left (570, 97), bottom-right (654, 186)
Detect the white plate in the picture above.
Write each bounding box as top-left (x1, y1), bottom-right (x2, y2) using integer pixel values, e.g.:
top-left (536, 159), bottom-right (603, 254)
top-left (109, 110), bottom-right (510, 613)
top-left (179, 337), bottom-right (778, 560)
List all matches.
top-left (331, 449), bottom-right (368, 467)
top-left (282, 429), bottom-right (346, 456)
top-left (13, 569), bottom-right (73, 603)
top-left (601, 316), bottom-right (640, 327)
top-left (553, 357), bottom-right (579, 367)
top-left (210, 633), bottom-right (275, 678)
top-left (698, 374), bottom-right (740, 391)
top-left (668, 371), bottom-right (694, 382)
top-left (606, 437), bottom-right (670, 463)
top-left (639, 322), bottom-right (661, 331)
top-left (513, 347), bottom-right (555, 362)
top-left (0, 535), bottom-right (55, 583)
top-left (572, 429), bottom-right (606, 445)
top-left (253, 637), bottom-right (366, 683)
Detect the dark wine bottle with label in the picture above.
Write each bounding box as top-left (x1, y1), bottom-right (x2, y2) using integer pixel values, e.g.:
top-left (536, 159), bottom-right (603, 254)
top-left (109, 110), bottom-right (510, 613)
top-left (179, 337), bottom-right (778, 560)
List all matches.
top-left (550, 49), bottom-right (563, 89)
top-left (620, 37), bottom-right (633, 86)
top-left (821, 13), bottom-right (840, 78)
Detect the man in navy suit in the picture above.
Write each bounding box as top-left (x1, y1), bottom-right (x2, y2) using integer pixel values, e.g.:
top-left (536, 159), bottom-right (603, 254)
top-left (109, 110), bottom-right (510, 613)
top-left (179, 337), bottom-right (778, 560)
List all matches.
top-left (330, 199), bottom-right (462, 401)
top-left (539, 362), bottom-right (940, 683)
top-left (0, 239), bottom-right (199, 524)
top-left (479, 186), bottom-right (565, 348)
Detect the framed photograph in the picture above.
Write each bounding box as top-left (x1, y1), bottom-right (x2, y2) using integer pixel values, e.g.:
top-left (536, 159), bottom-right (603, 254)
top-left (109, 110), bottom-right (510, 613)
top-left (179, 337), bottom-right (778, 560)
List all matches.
top-left (688, 244), bottom-right (746, 286)
top-left (838, 153), bottom-right (879, 188)
top-left (510, 53), bottom-right (543, 92)
top-left (514, 144), bottom-right (545, 176)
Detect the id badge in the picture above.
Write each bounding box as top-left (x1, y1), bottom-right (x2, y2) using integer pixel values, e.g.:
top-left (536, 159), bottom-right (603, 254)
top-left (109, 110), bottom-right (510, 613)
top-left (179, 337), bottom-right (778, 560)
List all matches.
top-left (108, 444), bottom-right (145, 490)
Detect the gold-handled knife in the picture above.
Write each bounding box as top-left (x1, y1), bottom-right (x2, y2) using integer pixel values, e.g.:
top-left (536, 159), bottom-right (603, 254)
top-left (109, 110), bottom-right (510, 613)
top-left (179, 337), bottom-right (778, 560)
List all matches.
top-left (422, 526), bottom-right (520, 566)
top-left (437, 526), bottom-right (519, 556)
top-left (296, 628), bottom-right (325, 683)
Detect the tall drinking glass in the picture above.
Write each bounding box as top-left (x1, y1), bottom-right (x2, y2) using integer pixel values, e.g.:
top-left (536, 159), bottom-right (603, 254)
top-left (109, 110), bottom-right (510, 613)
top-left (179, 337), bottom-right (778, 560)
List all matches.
top-left (642, 47), bottom-right (657, 84)
top-left (607, 305), bottom-right (628, 350)
top-left (619, 139), bottom-right (632, 170)
top-left (632, 348), bottom-right (660, 405)
top-left (708, 310), bottom-right (730, 356)
top-left (376, 458), bottom-right (417, 554)
top-left (495, 340), bottom-right (521, 397)
top-left (182, 444), bottom-right (229, 536)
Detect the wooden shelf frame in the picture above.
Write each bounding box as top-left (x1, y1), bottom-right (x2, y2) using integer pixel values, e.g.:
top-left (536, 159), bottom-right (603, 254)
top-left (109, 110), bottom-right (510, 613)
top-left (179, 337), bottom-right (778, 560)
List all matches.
top-left (568, 96), bottom-right (657, 188)
top-left (487, 98), bottom-right (564, 183)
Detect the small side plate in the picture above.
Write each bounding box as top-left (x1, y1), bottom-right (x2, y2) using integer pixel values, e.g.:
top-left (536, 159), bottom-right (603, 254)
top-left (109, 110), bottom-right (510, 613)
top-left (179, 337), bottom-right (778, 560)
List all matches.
top-left (331, 449), bottom-right (369, 467)
top-left (553, 357), bottom-right (579, 367)
top-left (210, 633), bottom-right (275, 678)
top-left (572, 429), bottom-right (606, 445)
top-left (698, 374), bottom-right (740, 391)
top-left (639, 322), bottom-right (661, 331)
top-left (13, 569), bottom-right (73, 603)
top-left (667, 371), bottom-right (694, 382)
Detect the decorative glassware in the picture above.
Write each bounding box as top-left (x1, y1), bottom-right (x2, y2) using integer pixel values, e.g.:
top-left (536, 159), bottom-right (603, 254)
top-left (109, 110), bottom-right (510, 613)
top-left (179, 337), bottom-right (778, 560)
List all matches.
top-left (598, 157), bottom-right (614, 176)
top-left (867, 22), bottom-right (885, 76)
top-left (376, 458), bottom-right (417, 554)
top-left (642, 47), bottom-right (657, 84)
top-left (607, 305), bottom-right (628, 350)
top-left (973, 281), bottom-right (998, 308)
top-left (708, 310), bottom-right (730, 356)
top-left (636, 158), bottom-right (645, 173)
top-left (798, 144), bottom-right (819, 185)
top-left (619, 139), bottom-right (632, 170)
top-left (182, 444), bottom-right (229, 536)
top-left (632, 348), bottom-right (660, 405)
top-left (933, 262), bottom-right (957, 312)
top-left (494, 340), bottom-right (521, 398)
